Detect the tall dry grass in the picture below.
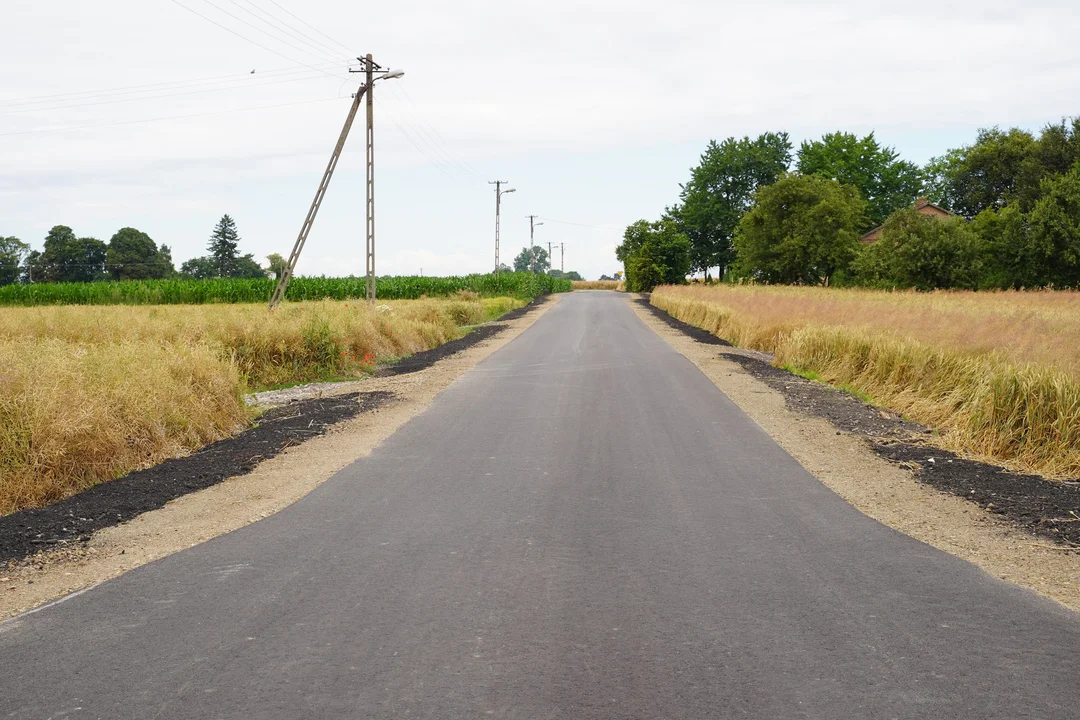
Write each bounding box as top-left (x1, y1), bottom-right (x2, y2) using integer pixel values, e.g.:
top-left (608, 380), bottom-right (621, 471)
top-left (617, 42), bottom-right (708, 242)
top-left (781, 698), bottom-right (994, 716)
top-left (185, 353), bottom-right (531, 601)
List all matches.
top-left (651, 284), bottom-right (1080, 479)
top-left (0, 296), bottom-right (522, 514)
top-left (572, 280), bottom-right (625, 291)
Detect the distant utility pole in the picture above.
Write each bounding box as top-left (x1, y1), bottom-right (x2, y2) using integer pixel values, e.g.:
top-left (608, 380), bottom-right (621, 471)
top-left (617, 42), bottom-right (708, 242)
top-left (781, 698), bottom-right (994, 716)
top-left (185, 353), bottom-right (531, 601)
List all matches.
top-left (527, 215), bottom-right (543, 272)
top-left (561, 242), bottom-right (565, 273)
top-left (489, 181), bottom-right (515, 274)
top-left (548, 241), bottom-right (552, 271)
top-left (268, 55), bottom-right (403, 310)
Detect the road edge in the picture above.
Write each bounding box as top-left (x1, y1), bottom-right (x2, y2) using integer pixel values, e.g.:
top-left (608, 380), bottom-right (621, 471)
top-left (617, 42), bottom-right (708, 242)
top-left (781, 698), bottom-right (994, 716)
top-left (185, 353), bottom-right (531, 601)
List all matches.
top-left (626, 294), bottom-right (1080, 613)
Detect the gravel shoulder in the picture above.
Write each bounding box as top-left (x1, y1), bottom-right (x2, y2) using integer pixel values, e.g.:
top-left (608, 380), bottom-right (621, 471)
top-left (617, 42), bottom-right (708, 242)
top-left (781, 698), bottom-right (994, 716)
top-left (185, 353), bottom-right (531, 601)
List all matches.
top-left (0, 296), bottom-right (559, 619)
top-left (628, 294), bottom-right (1080, 612)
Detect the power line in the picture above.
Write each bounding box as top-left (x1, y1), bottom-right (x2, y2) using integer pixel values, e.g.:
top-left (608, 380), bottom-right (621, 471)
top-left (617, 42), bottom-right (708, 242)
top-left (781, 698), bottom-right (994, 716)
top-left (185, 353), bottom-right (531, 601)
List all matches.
top-left (193, 0), bottom-right (343, 65)
top-left (166, 0), bottom-right (345, 79)
top-left (217, 0), bottom-right (347, 65)
top-left (382, 83), bottom-right (486, 183)
top-left (377, 89), bottom-right (481, 184)
top-left (0, 69), bottom-right (346, 116)
top-left (235, 0), bottom-right (354, 60)
top-left (373, 96), bottom-right (476, 186)
top-left (262, 0), bottom-right (358, 57)
top-left (0, 62), bottom-right (344, 108)
top-left (538, 217), bottom-right (623, 232)
top-left (395, 81), bottom-right (488, 181)
top-left (0, 95), bottom-right (341, 138)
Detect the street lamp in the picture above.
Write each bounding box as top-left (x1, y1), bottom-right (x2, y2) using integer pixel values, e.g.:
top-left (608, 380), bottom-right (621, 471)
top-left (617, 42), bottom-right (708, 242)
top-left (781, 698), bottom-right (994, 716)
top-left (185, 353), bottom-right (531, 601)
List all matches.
top-left (490, 182), bottom-right (516, 274)
top-left (528, 217), bottom-right (544, 272)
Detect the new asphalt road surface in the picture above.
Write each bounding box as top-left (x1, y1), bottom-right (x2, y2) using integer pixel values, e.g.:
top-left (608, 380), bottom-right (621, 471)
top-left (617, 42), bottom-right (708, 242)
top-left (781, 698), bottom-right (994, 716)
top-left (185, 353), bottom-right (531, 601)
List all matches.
top-left (3, 291), bottom-right (1079, 719)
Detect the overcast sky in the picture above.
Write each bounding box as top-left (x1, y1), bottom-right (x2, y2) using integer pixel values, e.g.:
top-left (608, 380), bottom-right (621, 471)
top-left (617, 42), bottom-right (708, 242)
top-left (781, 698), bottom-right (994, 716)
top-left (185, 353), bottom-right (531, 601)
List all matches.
top-left (3, 1), bottom-right (1078, 280)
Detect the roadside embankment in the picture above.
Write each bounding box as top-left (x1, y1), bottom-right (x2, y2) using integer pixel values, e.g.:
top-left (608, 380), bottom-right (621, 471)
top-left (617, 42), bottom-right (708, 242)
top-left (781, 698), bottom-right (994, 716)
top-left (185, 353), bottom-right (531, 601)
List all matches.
top-left (0, 296), bottom-right (522, 515)
top-left (651, 284), bottom-right (1080, 481)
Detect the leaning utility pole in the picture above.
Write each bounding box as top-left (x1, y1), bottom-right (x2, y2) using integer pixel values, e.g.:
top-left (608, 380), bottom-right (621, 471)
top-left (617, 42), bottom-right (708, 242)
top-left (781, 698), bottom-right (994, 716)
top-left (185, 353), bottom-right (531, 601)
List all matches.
top-left (268, 55), bottom-right (401, 310)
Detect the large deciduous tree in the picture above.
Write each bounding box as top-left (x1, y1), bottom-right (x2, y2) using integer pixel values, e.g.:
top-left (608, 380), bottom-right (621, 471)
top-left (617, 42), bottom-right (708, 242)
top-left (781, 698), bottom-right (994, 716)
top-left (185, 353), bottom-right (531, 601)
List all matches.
top-left (106, 227), bottom-right (174, 280)
top-left (617, 219), bottom-right (691, 292)
top-left (732, 174), bottom-right (866, 285)
top-left (0, 236), bottom-right (28, 285)
top-left (512, 245), bottom-right (550, 273)
top-left (671, 132), bottom-right (792, 277)
top-left (38, 225), bottom-right (107, 283)
top-left (797, 131), bottom-right (924, 230)
top-left (925, 127), bottom-right (1038, 217)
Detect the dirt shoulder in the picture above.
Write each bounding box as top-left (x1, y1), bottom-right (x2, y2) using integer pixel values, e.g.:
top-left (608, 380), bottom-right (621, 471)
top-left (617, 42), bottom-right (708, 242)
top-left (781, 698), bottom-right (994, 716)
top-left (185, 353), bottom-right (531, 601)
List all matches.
top-left (0, 296), bottom-right (559, 620)
top-left (628, 295), bottom-right (1080, 613)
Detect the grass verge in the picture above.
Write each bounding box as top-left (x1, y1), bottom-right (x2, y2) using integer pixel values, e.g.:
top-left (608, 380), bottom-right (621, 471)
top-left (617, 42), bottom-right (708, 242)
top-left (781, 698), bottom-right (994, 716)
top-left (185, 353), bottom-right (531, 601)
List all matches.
top-left (651, 284), bottom-right (1080, 479)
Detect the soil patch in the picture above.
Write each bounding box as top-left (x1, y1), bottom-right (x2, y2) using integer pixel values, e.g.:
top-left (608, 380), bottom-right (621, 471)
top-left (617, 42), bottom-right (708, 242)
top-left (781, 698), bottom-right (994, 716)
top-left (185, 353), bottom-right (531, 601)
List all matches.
top-left (376, 298), bottom-right (545, 377)
top-left (643, 299), bottom-right (1080, 550)
top-left (0, 392), bottom-right (393, 567)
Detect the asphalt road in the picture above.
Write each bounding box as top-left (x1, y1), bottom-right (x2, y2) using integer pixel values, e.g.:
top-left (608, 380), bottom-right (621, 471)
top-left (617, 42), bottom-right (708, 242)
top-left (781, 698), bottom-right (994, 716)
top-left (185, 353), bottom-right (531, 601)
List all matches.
top-left (3, 291), bottom-right (1079, 719)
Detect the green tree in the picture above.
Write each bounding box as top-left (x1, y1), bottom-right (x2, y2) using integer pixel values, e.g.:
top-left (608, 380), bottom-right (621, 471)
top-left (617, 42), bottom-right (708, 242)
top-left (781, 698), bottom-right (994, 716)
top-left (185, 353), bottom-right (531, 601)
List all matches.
top-left (179, 256), bottom-right (217, 279)
top-left (106, 227), bottom-right (173, 280)
top-left (513, 245), bottom-right (550, 273)
top-left (38, 226), bottom-right (107, 282)
top-left (617, 219), bottom-right (692, 292)
top-left (1023, 164), bottom-right (1080, 287)
top-left (208, 214), bottom-right (242, 277)
top-left (0, 236), bottom-right (28, 285)
top-left (854, 208), bottom-right (982, 290)
top-left (797, 131), bottom-right (924, 230)
top-left (548, 269), bottom-right (583, 281)
top-left (266, 253), bottom-right (287, 280)
top-left (732, 174), bottom-right (866, 285)
top-left (671, 132), bottom-right (792, 277)
top-left (971, 205), bottom-right (1033, 288)
top-left (234, 254), bottom-right (269, 279)
top-left (925, 127), bottom-right (1038, 217)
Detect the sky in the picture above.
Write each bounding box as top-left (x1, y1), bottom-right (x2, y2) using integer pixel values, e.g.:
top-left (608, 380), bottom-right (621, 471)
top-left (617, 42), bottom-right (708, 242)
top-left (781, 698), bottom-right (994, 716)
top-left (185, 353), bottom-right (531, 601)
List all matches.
top-left (2, 0), bottom-right (1079, 281)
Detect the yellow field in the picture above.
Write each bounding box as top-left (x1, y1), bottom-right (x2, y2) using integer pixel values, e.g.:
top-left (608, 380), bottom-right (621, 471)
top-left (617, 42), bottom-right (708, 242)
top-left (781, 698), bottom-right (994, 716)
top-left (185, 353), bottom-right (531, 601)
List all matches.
top-left (572, 280), bottom-right (624, 291)
top-left (0, 296), bottom-right (522, 514)
top-left (651, 284), bottom-right (1080, 479)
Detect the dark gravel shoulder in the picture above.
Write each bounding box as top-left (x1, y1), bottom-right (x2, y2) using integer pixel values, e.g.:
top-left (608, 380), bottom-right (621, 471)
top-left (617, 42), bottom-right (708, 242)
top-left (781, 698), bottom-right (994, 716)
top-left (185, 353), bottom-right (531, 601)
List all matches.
top-left (642, 299), bottom-right (1080, 549)
top-left (0, 392), bottom-right (394, 567)
top-left (376, 296), bottom-right (546, 377)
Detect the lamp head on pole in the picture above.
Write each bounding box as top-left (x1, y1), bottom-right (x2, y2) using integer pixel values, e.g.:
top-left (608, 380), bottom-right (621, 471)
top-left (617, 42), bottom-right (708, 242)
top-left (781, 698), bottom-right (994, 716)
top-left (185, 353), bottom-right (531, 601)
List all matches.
top-left (377, 70), bottom-right (405, 80)
top-left (503, 188), bottom-right (516, 195)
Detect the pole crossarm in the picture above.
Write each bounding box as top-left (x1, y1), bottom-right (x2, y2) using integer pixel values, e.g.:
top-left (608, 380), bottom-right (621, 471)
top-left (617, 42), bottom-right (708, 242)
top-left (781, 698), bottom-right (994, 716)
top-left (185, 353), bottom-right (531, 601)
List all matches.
top-left (269, 84), bottom-right (367, 310)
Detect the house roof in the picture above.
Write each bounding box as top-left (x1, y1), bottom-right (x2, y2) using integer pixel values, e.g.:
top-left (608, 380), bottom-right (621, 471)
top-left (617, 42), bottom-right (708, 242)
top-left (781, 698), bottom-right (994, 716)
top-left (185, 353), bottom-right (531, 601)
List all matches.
top-left (859, 197), bottom-right (955, 243)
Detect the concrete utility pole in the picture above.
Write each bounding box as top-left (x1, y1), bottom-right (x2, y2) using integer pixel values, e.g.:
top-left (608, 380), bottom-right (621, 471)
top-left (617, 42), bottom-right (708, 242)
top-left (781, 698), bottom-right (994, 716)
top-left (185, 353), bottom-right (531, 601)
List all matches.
top-left (268, 55), bottom-right (402, 310)
top-left (561, 242), bottom-right (565, 273)
top-left (527, 215), bottom-right (543, 272)
top-left (489, 181), bottom-right (515, 274)
top-left (548, 241), bottom-right (552, 271)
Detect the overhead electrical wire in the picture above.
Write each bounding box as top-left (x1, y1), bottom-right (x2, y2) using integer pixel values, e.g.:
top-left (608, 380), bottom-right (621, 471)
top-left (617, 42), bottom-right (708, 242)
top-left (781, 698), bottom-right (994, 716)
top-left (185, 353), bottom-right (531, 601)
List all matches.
top-left (0, 69), bottom-right (347, 116)
top-left (262, 0), bottom-right (358, 58)
top-left (378, 88), bottom-right (483, 185)
top-left (373, 96), bottom-right (470, 185)
top-left (0, 62), bottom-right (345, 109)
top-left (191, 0), bottom-right (344, 66)
top-left (166, 0), bottom-right (347, 79)
top-left (233, 0), bottom-right (355, 60)
top-left (0, 95), bottom-right (341, 138)
top-left (538, 218), bottom-right (623, 232)
top-left (394, 81), bottom-right (488, 182)
top-left (216, 0), bottom-right (348, 65)
top-left (382, 84), bottom-right (486, 183)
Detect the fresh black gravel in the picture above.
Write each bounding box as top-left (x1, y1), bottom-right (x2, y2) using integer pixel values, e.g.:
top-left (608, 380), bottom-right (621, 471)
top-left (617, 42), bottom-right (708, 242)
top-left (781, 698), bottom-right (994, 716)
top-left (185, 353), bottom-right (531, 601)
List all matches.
top-left (377, 297), bottom-right (546, 377)
top-left (644, 299), bottom-right (1080, 549)
top-left (0, 392), bottom-right (394, 566)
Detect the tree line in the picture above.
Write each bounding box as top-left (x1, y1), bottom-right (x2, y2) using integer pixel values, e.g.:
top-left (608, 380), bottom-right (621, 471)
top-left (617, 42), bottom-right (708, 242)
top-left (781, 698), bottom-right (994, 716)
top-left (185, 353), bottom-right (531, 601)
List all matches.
top-left (0, 215), bottom-right (282, 285)
top-left (617, 119), bottom-right (1080, 291)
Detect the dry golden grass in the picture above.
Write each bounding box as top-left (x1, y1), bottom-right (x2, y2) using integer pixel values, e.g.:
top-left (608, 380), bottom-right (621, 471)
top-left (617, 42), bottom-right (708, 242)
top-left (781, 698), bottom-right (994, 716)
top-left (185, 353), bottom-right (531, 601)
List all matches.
top-left (572, 280), bottom-right (625, 291)
top-left (651, 284), bottom-right (1080, 479)
top-left (0, 296), bottom-right (522, 514)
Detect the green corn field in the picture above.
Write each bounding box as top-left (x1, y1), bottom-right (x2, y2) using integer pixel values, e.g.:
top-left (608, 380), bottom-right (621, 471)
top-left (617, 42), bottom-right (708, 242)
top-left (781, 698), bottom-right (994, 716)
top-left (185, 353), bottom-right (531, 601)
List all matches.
top-left (0, 273), bottom-right (572, 306)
